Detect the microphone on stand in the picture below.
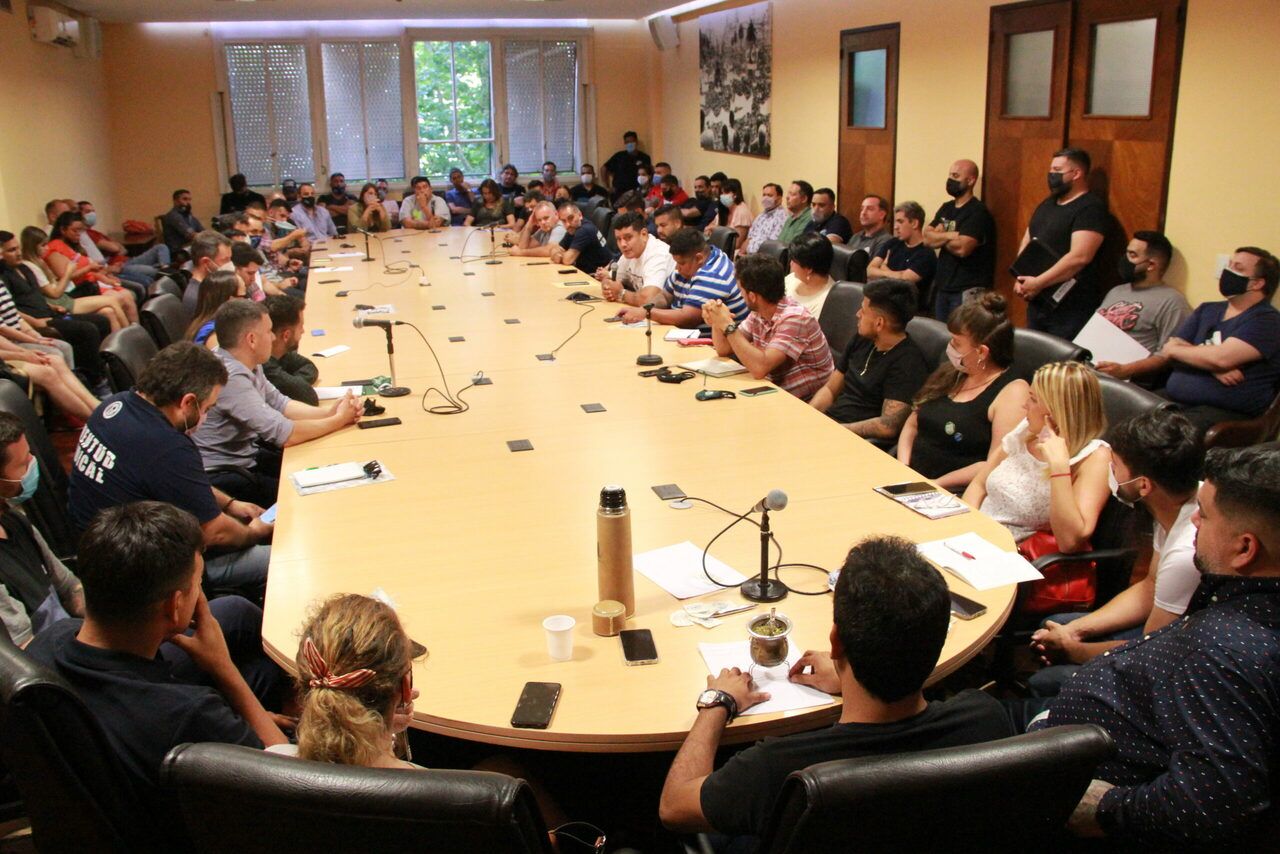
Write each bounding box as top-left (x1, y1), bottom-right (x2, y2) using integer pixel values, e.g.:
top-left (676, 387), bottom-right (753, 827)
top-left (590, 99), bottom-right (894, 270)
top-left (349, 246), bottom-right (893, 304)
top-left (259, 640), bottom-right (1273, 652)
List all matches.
top-left (484, 222), bottom-right (502, 266)
top-left (352, 315), bottom-right (410, 397)
top-left (636, 302), bottom-right (663, 367)
top-left (741, 488), bottom-right (789, 603)
top-left (354, 227), bottom-right (375, 263)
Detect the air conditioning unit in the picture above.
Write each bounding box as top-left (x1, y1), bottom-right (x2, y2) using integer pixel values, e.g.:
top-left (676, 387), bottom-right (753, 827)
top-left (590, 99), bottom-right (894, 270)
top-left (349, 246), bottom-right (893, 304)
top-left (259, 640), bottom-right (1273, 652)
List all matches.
top-left (29, 5), bottom-right (80, 48)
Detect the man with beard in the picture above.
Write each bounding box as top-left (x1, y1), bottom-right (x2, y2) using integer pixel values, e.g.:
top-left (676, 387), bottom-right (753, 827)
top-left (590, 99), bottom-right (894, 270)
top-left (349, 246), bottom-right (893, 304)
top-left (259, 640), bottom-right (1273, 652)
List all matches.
top-left (262, 295), bottom-right (318, 405)
top-left (923, 159), bottom-right (996, 320)
top-left (804, 187), bottom-right (853, 245)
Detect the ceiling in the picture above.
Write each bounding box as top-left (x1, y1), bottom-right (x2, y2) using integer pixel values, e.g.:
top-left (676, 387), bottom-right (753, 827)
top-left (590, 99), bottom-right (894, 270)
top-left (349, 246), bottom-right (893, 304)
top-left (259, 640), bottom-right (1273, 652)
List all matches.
top-left (58, 0), bottom-right (687, 23)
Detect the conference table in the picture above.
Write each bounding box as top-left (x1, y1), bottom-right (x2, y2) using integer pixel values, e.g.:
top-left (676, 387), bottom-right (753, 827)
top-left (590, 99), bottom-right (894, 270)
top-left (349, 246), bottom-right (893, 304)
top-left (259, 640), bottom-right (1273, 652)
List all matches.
top-left (262, 225), bottom-right (1017, 753)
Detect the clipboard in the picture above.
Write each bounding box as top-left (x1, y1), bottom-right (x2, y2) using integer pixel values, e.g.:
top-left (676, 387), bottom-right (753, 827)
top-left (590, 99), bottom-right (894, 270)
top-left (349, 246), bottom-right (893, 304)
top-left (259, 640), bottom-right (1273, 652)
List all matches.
top-left (1009, 237), bottom-right (1061, 279)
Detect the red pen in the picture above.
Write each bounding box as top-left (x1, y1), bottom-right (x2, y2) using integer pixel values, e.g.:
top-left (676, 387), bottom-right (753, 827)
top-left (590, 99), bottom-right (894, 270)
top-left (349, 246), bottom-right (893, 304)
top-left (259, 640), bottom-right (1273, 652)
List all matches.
top-left (945, 542), bottom-right (977, 561)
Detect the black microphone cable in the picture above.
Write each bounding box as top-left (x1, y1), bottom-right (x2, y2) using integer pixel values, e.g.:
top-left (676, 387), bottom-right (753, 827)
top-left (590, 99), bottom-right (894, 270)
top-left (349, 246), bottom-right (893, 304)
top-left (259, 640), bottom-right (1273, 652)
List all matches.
top-left (394, 320), bottom-right (473, 415)
top-left (683, 494), bottom-right (831, 596)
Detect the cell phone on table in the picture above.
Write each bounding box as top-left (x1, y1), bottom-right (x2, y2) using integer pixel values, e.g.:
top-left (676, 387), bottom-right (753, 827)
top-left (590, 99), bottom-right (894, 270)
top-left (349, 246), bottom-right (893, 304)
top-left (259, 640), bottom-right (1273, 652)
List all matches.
top-left (949, 592), bottom-right (988, 620)
top-left (878, 481), bottom-right (937, 496)
top-left (511, 681), bottom-right (561, 729)
top-left (740, 386), bottom-right (778, 397)
top-left (358, 417), bottom-right (402, 429)
top-left (620, 628), bottom-right (659, 666)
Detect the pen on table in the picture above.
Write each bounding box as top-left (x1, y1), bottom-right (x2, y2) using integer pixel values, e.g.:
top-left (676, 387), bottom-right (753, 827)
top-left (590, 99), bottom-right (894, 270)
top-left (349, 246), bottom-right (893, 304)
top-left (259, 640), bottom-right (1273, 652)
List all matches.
top-left (944, 542), bottom-right (977, 561)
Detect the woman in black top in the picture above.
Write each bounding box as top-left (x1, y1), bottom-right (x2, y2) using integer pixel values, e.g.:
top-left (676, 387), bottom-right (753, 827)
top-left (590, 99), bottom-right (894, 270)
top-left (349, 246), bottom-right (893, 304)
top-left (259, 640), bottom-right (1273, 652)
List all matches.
top-left (898, 292), bottom-right (1028, 489)
top-left (464, 179), bottom-right (516, 229)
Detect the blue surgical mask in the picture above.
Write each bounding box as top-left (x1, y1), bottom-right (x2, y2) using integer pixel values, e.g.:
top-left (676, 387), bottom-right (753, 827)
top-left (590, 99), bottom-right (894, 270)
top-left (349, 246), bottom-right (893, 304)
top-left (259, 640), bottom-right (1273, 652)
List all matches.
top-left (2, 458), bottom-right (39, 504)
top-left (83, 212), bottom-right (98, 228)
top-left (249, 235), bottom-right (262, 249)
top-left (625, 142), bottom-right (637, 154)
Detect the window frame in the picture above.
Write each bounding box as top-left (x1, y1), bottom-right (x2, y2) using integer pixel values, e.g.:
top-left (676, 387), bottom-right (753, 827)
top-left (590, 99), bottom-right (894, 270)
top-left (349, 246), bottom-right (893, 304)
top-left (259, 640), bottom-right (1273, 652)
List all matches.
top-left (410, 38), bottom-right (500, 182)
top-left (317, 38), bottom-right (408, 183)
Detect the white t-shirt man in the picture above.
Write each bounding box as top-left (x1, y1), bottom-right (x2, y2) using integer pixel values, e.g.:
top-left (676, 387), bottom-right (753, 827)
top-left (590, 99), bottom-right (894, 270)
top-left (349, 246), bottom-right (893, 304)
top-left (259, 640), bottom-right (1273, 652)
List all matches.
top-left (616, 233), bottom-right (675, 294)
top-left (399, 194), bottom-right (450, 225)
top-left (1151, 493), bottom-right (1201, 615)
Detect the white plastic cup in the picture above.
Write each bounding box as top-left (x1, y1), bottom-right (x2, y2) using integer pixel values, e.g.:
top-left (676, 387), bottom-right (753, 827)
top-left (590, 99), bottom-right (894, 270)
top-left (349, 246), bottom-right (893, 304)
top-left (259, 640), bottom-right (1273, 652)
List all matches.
top-left (543, 615), bottom-right (576, 661)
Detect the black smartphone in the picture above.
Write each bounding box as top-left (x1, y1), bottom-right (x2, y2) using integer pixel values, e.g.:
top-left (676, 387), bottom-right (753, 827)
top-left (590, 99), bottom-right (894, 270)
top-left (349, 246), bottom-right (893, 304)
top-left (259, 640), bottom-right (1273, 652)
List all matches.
top-left (740, 386), bottom-right (778, 397)
top-left (950, 592), bottom-right (988, 620)
top-left (358, 417), bottom-right (402, 429)
top-left (557, 269), bottom-right (577, 275)
top-left (604, 315), bottom-right (623, 323)
top-left (651, 483), bottom-right (686, 501)
top-left (319, 278), bottom-right (341, 284)
top-left (880, 481), bottom-right (936, 496)
top-left (511, 681), bottom-right (561, 729)
top-left (342, 379), bottom-right (374, 386)
top-left (638, 367), bottom-right (669, 377)
top-left (620, 629), bottom-right (659, 666)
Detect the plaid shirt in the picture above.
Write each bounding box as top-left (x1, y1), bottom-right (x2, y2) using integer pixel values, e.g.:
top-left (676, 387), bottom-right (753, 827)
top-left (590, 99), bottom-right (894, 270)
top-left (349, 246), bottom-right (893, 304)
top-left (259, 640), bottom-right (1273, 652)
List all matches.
top-left (738, 297), bottom-right (834, 401)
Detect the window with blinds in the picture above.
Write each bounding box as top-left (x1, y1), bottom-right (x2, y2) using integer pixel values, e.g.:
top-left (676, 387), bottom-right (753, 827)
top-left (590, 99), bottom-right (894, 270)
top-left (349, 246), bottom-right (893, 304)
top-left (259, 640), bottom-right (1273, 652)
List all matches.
top-left (503, 40), bottom-right (579, 174)
top-left (223, 43), bottom-right (315, 186)
top-left (321, 41), bottom-right (404, 181)
top-left (413, 40), bottom-right (494, 179)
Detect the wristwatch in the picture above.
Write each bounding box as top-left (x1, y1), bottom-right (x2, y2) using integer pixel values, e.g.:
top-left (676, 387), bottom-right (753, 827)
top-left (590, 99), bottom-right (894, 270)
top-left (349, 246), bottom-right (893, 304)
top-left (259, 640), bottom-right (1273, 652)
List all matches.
top-left (696, 688), bottom-right (738, 722)
top-left (722, 322), bottom-right (739, 336)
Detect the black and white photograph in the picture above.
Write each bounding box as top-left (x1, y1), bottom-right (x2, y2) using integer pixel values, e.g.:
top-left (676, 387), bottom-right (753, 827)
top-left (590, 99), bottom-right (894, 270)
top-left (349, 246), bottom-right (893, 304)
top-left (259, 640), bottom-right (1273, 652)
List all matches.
top-left (699, 1), bottom-right (771, 157)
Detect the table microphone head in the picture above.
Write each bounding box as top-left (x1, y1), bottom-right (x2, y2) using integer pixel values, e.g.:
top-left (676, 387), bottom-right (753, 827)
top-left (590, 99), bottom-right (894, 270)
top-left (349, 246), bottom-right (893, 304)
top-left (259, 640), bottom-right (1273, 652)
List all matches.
top-left (352, 315), bottom-right (393, 329)
top-left (751, 489), bottom-right (788, 513)
top-left (643, 302), bottom-right (655, 311)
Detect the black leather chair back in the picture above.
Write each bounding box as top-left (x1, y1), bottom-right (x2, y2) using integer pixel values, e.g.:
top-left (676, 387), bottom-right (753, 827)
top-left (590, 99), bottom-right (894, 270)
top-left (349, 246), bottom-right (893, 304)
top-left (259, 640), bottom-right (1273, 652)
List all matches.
top-left (140, 293), bottom-right (189, 349)
top-left (1011, 328), bottom-right (1089, 382)
top-left (756, 239), bottom-right (788, 267)
top-left (907, 315), bottom-right (951, 370)
top-left (828, 244), bottom-right (854, 283)
top-left (708, 226), bottom-right (738, 258)
top-left (757, 724), bottom-right (1114, 853)
top-left (0, 379), bottom-right (77, 559)
top-left (845, 247), bottom-right (871, 283)
top-left (100, 326), bottom-right (159, 393)
top-left (1096, 372), bottom-right (1171, 429)
top-left (162, 742), bottom-right (555, 854)
top-left (589, 205), bottom-right (614, 239)
top-left (817, 282), bottom-right (863, 358)
top-left (146, 275), bottom-right (182, 302)
top-left (0, 628), bottom-right (147, 852)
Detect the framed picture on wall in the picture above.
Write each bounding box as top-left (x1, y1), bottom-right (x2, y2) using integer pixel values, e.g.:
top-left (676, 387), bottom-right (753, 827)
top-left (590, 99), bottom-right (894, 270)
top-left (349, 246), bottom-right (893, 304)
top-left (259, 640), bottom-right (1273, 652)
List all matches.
top-left (699, 1), bottom-right (771, 158)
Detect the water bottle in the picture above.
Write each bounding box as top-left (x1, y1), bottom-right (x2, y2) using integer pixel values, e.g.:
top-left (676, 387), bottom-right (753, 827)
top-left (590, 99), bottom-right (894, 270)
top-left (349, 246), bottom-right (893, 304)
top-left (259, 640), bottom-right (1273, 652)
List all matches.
top-left (596, 485), bottom-right (635, 617)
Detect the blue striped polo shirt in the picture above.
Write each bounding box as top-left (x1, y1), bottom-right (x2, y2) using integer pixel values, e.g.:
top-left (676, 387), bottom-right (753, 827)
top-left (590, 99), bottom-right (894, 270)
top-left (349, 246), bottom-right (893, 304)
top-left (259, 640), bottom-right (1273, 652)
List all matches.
top-left (662, 245), bottom-right (748, 322)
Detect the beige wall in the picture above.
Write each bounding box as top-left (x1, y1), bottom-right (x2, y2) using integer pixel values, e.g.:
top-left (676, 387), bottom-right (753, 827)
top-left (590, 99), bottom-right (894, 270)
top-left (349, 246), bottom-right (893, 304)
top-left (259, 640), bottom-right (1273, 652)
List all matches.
top-left (656, 0), bottom-right (1278, 307)
top-left (0, 0), bottom-right (115, 232)
top-left (589, 21), bottom-right (663, 169)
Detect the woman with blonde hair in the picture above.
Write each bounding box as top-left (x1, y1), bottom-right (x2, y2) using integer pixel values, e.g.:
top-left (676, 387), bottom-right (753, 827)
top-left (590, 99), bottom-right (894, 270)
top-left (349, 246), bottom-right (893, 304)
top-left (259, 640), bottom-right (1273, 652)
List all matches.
top-left (963, 360), bottom-right (1110, 554)
top-left (21, 226), bottom-right (131, 331)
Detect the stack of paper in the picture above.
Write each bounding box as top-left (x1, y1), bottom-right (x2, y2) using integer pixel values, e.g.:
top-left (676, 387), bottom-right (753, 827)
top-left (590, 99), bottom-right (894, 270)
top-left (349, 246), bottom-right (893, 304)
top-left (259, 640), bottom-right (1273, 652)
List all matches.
top-left (699, 641), bottom-right (835, 716)
top-left (679, 357), bottom-right (747, 377)
top-left (634, 541), bottom-right (747, 599)
top-left (1073, 313), bottom-right (1150, 364)
top-left (917, 532), bottom-right (1043, 591)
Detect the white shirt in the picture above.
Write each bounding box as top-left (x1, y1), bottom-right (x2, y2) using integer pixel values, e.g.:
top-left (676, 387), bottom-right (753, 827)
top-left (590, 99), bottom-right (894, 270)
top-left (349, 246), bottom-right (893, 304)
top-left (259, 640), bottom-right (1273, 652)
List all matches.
top-left (399, 195), bottom-right (450, 225)
top-left (615, 233), bottom-right (675, 294)
top-left (79, 231), bottom-right (106, 265)
top-left (1152, 493), bottom-right (1201, 615)
top-left (784, 274), bottom-right (836, 319)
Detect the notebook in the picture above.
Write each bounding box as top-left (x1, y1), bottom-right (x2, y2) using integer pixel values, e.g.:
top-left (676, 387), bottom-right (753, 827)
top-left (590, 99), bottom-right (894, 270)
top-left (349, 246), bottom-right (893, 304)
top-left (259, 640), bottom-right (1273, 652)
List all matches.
top-left (679, 357), bottom-right (747, 378)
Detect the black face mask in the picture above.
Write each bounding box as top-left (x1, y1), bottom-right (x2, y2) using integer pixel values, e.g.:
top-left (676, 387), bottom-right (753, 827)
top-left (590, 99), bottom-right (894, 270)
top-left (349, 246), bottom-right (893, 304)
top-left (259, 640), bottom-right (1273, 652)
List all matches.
top-left (331, 185), bottom-right (346, 196)
top-left (945, 178), bottom-right (966, 198)
top-left (301, 197), bottom-right (317, 208)
top-left (1117, 258), bottom-right (1147, 285)
top-left (1047, 172), bottom-right (1071, 197)
top-left (1219, 268), bottom-right (1252, 298)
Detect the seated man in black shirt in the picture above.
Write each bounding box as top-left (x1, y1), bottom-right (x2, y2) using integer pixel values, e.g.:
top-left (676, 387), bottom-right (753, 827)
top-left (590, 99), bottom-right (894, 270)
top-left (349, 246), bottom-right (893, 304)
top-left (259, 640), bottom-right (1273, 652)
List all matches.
top-left (26, 501), bottom-right (287, 843)
top-left (866, 200), bottom-right (938, 310)
top-left (804, 187), bottom-right (854, 244)
top-left (810, 278), bottom-right (930, 447)
top-left (262, 294), bottom-right (319, 405)
top-left (219, 173), bottom-right (266, 215)
top-left (660, 535), bottom-right (1013, 840)
top-left (548, 200), bottom-right (614, 274)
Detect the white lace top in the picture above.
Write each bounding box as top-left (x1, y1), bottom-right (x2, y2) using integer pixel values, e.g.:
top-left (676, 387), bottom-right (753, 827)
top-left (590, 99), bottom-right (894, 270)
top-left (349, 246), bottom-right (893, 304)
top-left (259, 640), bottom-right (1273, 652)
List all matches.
top-left (979, 418), bottom-right (1108, 543)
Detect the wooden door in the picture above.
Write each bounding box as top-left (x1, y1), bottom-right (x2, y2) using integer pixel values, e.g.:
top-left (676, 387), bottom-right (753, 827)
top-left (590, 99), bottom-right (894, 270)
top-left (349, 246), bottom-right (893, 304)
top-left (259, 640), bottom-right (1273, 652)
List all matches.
top-left (983, 1), bottom-right (1073, 326)
top-left (837, 25), bottom-right (898, 226)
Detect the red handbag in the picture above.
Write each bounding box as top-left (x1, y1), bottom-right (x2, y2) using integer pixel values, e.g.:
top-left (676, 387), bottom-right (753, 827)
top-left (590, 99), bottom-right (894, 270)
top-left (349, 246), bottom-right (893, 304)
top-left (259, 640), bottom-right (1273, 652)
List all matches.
top-left (1017, 530), bottom-right (1096, 615)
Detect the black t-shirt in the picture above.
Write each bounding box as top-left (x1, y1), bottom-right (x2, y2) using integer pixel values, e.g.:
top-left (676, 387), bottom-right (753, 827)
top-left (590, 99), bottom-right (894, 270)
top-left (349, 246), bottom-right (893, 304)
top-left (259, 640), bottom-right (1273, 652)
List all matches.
top-left (26, 619), bottom-right (262, 842)
top-left (603, 149), bottom-right (653, 195)
top-left (875, 238), bottom-right (938, 299)
top-left (827, 334), bottom-right (930, 426)
top-left (1027, 191), bottom-right (1108, 311)
top-left (931, 197), bottom-right (995, 293)
top-left (498, 181), bottom-right (525, 202)
top-left (805, 212), bottom-right (854, 244)
top-left (317, 191), bottom-right (351, 208)
top-left (700, 690), bottom-right (1014, 837)
top-left (0, 512), bottom-right (55, 614)
top-left (68, 391), bottom-right (222, 535)
top-left (559, 222), bottom-right (614, 273)
top-left (2, 264), bottom-right (55, 319)
top-left (570, 184), bottom-right (608, 203)
top-left (219, 189), bottom-right (266, 215)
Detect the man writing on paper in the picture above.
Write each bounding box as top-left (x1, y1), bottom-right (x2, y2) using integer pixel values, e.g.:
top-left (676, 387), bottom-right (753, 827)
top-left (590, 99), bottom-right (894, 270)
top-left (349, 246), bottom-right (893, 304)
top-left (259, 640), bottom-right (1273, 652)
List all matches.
top-left (1090, 231), bottom-right (1189, 383)
top-left (659, 536), bottom-right (1012, 841)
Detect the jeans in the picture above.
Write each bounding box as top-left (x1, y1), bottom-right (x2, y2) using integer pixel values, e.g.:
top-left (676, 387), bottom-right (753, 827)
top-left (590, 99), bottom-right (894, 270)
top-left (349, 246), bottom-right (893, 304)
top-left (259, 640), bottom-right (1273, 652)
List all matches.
top-left (118, 243), bottom-right (171, 286)
top-left (1027, 611), bottom-right (1144, 698)
top-left (1026, 299), bottom-right (1093, 342)
top-left (159, 594), bottom-right (286, 710)
top-left (934, 286), bottom-right (989, 322)
top-left (204, 544), bottom-right (271, 604)
top-left (47, 315), bottom-right (104, 383)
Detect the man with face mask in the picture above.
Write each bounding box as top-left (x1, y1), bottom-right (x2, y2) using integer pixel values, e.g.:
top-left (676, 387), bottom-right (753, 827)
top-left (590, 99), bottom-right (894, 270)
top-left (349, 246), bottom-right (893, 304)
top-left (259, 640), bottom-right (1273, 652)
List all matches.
top-left (1161, 246), bottom-right (1280, 432)
top-left (0, 412), bottom-right (85, 648)
top-left (373, 179), bottom-right (399, 228)
top-left (1014, 148), bottom-right (1108, 339)
top-left (743, 183), bottom-right (787, 255)
top-left (162, 188), bottom-right (204, 253)
top-left (923, 159), bottom-right (995, 321)
top-left (569, 164), bottom-right (608, 203)
top-left (262, 295), bottom-right (318, 406)
top-left (803, 188), bottom-right (853, 245)
top-left (281, 178), bottom-right (300, 208)
top-left (1092, 231), bottom-right (1189, 383)
top-left (318, 172), bottom-right (352, 224)
top-left (1027, 410), bottom-right (1202, 698)
top-left (181, 230), bottom-right (234, 317)
top-left (602, 131), bottom-right (652, 201)
top-left (539, 161), bottom-right (562, 200)
top-left (220, 174), bottom-right (266, 216)
top-left (68, 342), bottom-right (274, 601)
top-left (290, 182), bottom-right (338, 241)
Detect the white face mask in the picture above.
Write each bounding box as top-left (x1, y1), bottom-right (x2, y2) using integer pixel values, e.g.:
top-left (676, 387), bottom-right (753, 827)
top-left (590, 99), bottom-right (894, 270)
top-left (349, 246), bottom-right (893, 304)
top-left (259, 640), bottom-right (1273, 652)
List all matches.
top-left (761, 196), bottom-right (778, 211)
top-left (945, 342), bottom-right (968, 373)
top-left (1108, 465), bottom-right (1140, 507)
top-left (636, 175), bottom-right (649, 186)
top-left (217, 261), bottom-right (235, 273)
top-left (580, 174), bottom-right (593, 185)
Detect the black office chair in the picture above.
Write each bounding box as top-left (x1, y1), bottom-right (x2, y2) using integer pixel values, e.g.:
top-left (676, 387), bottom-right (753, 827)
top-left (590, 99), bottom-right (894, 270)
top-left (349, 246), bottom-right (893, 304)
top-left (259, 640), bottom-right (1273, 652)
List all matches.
top-left (1010, 328), bottom-right (1089, 382)
top-left (161, 742), bottom-right (555, 854)
top-left (1205, 384), bottom-right (1280, 448)
top-left (708, 226), bottom-right (738, 258)
top-left (906, 316), bottom-right (951, 370)
top-left (827, 244), bottom-right (854, 283)
top-left (846, 247), bottom-right (871, 284)
top-left (1096, 373), bottom-right (1173, 428)
top-left (817, 282), bottom-right (863, 358)
top-left (755, 724), bottom-right (1115, 853)
top-left (577, 199), bottom-right (598, 220)
top-left (100, 326), bottom-right (158, 392)
top-left (756, 239), bottom-right (788, 267)
top-left (0, 379), bottom-right (77, 560)
top-left (589, 205), bottom-right (614, 240)
top-left (139, 293), bottom-right (189, 349)
top-left (0, 626), bottom-right (151, 852)
top-left (146, 275), bottom-right (183, 302)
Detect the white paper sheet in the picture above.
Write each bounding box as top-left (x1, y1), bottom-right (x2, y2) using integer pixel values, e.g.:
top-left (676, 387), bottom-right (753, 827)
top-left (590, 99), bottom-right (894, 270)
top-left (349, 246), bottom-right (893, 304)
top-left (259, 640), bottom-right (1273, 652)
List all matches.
top-left (362, 304), bottom-right (395, 315)
top-left (313, 345), bottom-right (350, 358)
top-left (310, 266), bottom-right (354, 274)
top-left (679, 357), bottom-right (748, 377)
top-left (633, 541), bottom-right (747, 599)
top-left (314, 386), bottom-right (356, 400)
top-left (1073, 312), bottom-right (1150, 364)
top-left (664, 329), bottom-right (702, 341)
top-left (698, 641), bottom-right (835, 716)
top-left (327, 252), bottom-right (366, 258)
top-left (917, 532), bottom-right (1043, 591)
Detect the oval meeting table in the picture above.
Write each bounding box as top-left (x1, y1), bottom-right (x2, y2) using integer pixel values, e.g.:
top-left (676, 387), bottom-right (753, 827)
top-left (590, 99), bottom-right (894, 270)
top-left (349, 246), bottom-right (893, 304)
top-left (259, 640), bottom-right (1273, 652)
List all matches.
top-left (261, 225), bottom-right (1017, 753)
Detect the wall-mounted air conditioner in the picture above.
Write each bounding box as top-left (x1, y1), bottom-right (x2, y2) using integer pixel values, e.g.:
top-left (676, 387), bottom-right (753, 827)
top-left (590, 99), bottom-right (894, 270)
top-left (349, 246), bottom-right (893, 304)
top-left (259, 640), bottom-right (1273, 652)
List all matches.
top-left (29, 5), bottom-right (80, 48)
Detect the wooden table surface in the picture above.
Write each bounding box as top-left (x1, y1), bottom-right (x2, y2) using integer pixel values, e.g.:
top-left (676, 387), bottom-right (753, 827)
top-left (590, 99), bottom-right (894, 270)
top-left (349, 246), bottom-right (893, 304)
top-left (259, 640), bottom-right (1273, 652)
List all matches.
top-left (263, 227), bottom-right (1016, 752)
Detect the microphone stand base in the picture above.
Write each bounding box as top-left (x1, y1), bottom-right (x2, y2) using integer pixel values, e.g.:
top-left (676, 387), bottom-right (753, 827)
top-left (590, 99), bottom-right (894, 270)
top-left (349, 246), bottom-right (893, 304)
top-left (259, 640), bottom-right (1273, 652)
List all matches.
top-left (379, 386), bottom-right (411, 398)
top-left (739, 577), bottom-right (787, 603)
top-left (636, 354), bottom-right (664, 366)
top-left (484, 259), bottom-right (502, 265)
top-left (361, 257), bottom-right (376, 263)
